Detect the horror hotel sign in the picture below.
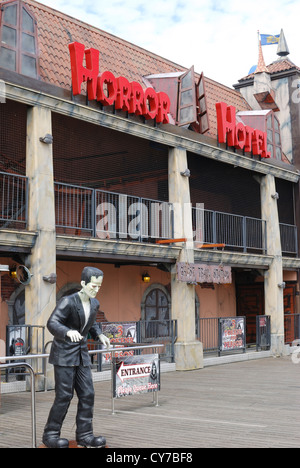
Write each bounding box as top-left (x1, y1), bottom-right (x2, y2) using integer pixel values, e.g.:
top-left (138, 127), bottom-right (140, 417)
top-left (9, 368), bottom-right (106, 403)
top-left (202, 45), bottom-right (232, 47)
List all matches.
top-left (69, 42), bottom-right (171, 123)
top-left (216, 102), bottom-right (271, 159)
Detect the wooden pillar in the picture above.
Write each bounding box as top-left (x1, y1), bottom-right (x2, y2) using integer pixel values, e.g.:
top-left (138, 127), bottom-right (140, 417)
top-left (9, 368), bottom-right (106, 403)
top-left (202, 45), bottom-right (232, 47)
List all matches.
top-left (26, 106), bottom-right (56, 388)
top-left (168, 147), bottom-right (203, 370)
top-left (260, 174), bottom-right (285, 355)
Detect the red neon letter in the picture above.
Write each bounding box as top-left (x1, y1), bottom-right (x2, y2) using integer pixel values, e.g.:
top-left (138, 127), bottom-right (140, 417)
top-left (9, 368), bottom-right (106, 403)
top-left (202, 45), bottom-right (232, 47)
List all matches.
top-left (234, 122), bottom-right (246, 150)
top-left (245, 126), bottom-right (254, 153)
top-left (215, 102), bottom-right (236, 146)
top-left (69, 42), bottom-right (99, 100)
top-left (252, 130), bottom-right (270, 158)
top-left (115, 76), bottom-right (131, 112)
top-left (143, 88), bottom-right (158, 120)
top-left (129, 81), bottom-right (145, 115)
top-left (156, 92), bottom-right (170, 124)
top-left (97, 71), bottom-right (117, 106)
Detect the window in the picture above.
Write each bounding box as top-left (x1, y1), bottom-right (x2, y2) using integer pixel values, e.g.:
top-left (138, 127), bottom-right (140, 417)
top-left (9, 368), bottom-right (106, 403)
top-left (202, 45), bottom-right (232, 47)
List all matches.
top-left (142, 285), bottom-right (170, 338)
top-left (267, 113), bottom-right (282, 160)
top-left (0, 0), bottom-right (39, 78)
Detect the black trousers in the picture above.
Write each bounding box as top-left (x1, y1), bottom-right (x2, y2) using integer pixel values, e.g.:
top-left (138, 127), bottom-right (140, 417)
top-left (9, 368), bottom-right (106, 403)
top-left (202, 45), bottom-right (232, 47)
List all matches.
top-left (43, 364), bottom-right (95, 440)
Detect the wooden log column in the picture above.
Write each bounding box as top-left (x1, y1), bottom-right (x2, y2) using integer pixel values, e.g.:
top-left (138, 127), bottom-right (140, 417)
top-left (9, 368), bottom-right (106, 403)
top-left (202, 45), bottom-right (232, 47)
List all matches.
top-left (260, 173), bottom-right (285, 355)
top-left (168, 147), bottom-right (203, 370)
top-left (26, 106), bottom-right (56, 388)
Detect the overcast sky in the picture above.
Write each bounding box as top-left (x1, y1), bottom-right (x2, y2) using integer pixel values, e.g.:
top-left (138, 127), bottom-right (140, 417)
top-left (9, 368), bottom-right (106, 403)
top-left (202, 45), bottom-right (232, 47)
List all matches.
top-left (37, 0), bottom-right (300, 88)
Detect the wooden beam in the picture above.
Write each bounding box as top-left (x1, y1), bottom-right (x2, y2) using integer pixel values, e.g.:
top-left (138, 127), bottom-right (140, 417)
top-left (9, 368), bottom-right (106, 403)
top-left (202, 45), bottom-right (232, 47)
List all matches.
top-left (156, 238), bottom-right (187, 244)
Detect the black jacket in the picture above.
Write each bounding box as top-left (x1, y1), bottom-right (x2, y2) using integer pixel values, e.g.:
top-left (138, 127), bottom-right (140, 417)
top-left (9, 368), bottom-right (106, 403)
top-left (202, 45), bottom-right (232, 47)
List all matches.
top-left (47, 292), bottom-right (102, 367)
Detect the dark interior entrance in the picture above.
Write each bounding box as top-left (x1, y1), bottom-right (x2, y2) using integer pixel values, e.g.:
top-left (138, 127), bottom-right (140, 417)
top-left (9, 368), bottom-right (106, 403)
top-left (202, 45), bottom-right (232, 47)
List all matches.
top-left (236, 283), bottom-right (264, 345)
top-left (236, 279), bottom-right (296, 345)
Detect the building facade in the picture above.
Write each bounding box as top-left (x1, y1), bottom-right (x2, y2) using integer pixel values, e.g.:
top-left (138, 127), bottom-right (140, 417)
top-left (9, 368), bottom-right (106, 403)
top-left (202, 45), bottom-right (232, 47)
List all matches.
top-left (0, 1), bottom-right (299, 377)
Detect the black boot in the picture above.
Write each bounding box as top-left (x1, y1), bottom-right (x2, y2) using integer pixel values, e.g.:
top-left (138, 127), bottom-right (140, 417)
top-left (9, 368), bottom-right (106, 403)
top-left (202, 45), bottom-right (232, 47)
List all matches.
top-left (76, 434), bottom-right (106, 448)
top-left (42, 436), bottom-right (69, 448)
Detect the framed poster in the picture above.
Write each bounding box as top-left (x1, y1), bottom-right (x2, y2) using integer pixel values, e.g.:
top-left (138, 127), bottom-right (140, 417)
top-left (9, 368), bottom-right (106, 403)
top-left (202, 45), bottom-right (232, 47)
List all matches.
top-left (101, 322), bottom-right (137, 364)
top-left (113, 354), bottom-right (160, 399)
top-left (219, 317), bottom-right (246, 354)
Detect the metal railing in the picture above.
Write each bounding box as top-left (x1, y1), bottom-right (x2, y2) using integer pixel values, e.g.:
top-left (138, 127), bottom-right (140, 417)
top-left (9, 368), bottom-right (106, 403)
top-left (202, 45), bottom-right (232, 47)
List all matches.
top-left (192, 207), bottom-right (267, 253)
top-left (0, 361), bottom-right (36, 448)
top-left (0, 344), bottom-right (164, 448)
top-left (88, 319), bottom-right (178, 371)
top-left (284, 313), bottom-right (300, 345)
top-left (280, 223), bottom-right (298, 255)
top-left (0, 171), bottom-right (28, 229)
top-left (196, 315), bottom-right (272, 354)
top-left (55, 182), bottom-right (174, 242)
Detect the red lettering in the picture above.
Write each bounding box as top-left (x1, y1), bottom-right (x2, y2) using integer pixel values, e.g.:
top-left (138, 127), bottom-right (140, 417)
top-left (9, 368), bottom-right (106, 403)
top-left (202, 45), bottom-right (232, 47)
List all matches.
top-left (115, 76), bottom-right (131, 112)
top-left (129, 81), bottom-right (145, 115)
top-left (69, 42), bottom-right (99, 100)
top-left (143, 88), bottom-right (159, 120)
top-left (245, 126), bottom-right (254, 152)
top-left (97, 71), bottom-right (117, 106)
top-left (69, 42), bottom-right (170, 124)
top-left (216, 102), bottom-right (235, 146)
top-left (252, 129), bottom-right (270, 158)
top-left (216, 102), bottom-right (271, 158)
top-left (234, 122), bottom-right (246, 150)
top-left (156, 92), bottom-right (171, 124)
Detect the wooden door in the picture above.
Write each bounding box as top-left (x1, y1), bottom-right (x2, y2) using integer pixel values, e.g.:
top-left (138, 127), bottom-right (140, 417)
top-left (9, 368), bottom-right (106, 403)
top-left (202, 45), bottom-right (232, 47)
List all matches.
top-left (284, 285), bottom-right (296, 344)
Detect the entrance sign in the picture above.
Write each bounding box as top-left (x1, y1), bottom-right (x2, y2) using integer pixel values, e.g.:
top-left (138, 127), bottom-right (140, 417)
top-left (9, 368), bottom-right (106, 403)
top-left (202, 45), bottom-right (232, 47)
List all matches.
top-left (216, 102), bottom-right (271, 159)
top-left (177, 262), bottom-right (232, 284)
top-left (219, 317), bottom-right (246, 354)
top-left (113, 354), bottom-right (160, 398)
top-left (69, 42), bottom-right (171, 124)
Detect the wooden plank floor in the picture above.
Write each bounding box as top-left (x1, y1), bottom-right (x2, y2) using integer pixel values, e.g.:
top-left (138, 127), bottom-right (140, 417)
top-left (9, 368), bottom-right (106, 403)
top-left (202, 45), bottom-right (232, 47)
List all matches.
top-left (0, 356), bottom-right (300, 448)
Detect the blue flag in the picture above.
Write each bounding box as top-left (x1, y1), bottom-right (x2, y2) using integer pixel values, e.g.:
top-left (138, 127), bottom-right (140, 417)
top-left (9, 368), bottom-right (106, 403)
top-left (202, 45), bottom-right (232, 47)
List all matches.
top-left (260, 34), bottom-right (280, 45)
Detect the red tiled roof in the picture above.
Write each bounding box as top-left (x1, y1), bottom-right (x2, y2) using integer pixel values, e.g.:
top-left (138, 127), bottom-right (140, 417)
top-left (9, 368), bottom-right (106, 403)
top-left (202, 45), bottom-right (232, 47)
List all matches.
top-left (239, 57), bottom-right (300, 82)
top-left (2, 0), bottom-right (251, 138)
top-left (204, 77), bottom-right (251, 138)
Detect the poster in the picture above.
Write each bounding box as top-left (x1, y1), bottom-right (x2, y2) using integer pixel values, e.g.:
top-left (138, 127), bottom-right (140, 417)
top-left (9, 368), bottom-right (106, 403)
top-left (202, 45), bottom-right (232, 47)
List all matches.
top-left (6, 326), bottom-right (28, 357)
top-left (101, 322), bottom-right (137, 364)
top-left (219, 317), bottom-right (245, 352)
top-left (113, 354), bottom-right (160, 398)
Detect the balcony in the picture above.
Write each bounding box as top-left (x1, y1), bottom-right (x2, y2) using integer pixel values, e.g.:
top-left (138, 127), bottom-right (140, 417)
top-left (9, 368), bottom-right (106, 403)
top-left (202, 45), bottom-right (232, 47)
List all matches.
top-left (192, 206), bottom-right (298, 256)
top-left (54, 182), bottom-right (174, 242)
top-left (0, 171), bottom-right (28, 230)
top-left (0, 173), bottom-right (298, 259)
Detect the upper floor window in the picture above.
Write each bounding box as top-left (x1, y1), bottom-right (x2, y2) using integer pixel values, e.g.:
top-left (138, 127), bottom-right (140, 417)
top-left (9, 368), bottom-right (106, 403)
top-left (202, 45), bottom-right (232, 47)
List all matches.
top-left (267, 113), bottom-right (282, 160)
top-left (0, 0), bottom-right (39, 78)
top-left (237, 109), bottom-right (283, 161)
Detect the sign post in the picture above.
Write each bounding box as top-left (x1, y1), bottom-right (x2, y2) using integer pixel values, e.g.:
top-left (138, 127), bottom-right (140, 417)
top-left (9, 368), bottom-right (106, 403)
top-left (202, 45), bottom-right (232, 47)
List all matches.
top-left (111, 352), bottom-right (160, 414)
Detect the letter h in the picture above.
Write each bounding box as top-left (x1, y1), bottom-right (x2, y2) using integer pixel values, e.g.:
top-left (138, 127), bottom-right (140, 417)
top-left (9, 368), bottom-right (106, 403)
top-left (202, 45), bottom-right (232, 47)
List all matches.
top-left (216, 102), bottom-right (236, 147)
top-left (69, 42), bottom-right (100, 100)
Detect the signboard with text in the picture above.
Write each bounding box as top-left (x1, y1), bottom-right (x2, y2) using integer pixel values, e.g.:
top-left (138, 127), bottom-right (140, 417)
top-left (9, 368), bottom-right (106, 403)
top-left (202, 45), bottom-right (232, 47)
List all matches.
top-left (218, 317), bottom-right (246, 354)
top-left (177, 262), bottom-right (232, 284)
top-left (113, 354), bottom-right (160, 399)
top-left (69, 42), bottom-right (171, 124)
top-left (102, 322), bottom-right (137, 364)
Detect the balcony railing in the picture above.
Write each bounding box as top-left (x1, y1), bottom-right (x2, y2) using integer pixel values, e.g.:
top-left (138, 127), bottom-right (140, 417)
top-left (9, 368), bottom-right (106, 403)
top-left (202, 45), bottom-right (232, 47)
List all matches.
top-left (0, 171), bottom-right (28, 229)
top-left (55, 182), bottom-right (174, 243)
top-left (192, 206), bottom-right (267, 254)
top-left (280, 223), bottom-right (298, 255)
top-left (0, 173), bottom-right (296, 256)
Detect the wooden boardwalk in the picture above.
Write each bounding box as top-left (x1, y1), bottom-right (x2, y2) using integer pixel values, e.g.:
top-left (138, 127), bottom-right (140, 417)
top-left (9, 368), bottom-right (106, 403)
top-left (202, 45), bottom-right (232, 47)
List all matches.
top-left (0, 356), bottom-right (300, 448)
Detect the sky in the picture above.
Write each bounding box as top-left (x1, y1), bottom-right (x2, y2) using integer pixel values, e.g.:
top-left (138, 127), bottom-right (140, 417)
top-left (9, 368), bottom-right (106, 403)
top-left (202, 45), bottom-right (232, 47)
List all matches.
top-left (36, 0), bottom-right (300, 88)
